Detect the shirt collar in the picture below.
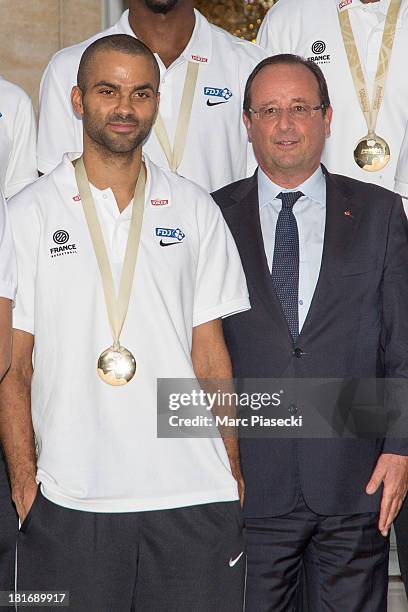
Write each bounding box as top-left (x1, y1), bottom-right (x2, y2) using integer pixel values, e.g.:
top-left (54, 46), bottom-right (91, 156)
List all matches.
top-left (336, 0), bottom-right (390, 14)
top-left (258, 165), bottom-right (326, 210)
top-left (118, 9), bottom-right (213, 65)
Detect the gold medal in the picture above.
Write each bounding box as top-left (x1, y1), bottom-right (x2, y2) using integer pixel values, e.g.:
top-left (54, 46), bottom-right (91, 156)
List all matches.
top-left (75, 157), bottom-right (146, 388)
top-left (97, 345), bottom-right (136, 386)
top-left (338, 0), bottom-right (400, 175)
top-left (354, 133), bottom-right (390, 172)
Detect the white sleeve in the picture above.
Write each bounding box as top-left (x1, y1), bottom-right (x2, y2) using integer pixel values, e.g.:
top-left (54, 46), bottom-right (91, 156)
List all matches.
top-left (5, 92), bottom-right (38, 199)
top-left (8, 193), bottom-right (39, 333)
top-left (395, 123), bottom-right (408, 214)
top-left (256, 3), bottom-right (296, 55)
top-left (193, 195), bottom-right (250, 327)
top-left (38, 60), bottom-right (80, 174)
top-left (0, 191), bottom-right (17, 301)
top-left (256, 10), bottom-right (282, 54)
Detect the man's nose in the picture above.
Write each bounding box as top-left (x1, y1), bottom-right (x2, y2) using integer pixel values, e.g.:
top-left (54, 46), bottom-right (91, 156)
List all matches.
top-left (275, 108), bottom-right (295, 130)
top-left (114, 94), bottom-right (134, 116)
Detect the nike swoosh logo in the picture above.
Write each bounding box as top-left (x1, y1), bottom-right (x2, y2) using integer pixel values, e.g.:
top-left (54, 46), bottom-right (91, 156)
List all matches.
top-left (207, 99), bottom-right (228, 107)
top-left (160, 239), bottom-right (182, 247)
top-left (229, 551), bottom-right (244, 567)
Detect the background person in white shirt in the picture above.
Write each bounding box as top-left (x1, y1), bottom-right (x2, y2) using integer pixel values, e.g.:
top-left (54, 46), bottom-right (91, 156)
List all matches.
top-left (37, 0), bottom-right (266, 192)
top-left (257, 0), bottom-right (408, 595)
top-left (257, 0), bottom-right (408, 194)
top-left (0, 77), bottom-right (37, 198)
top-left (0, 75), bottom-right (36, 600)
top-left (0, 35), bottom-right (250, 610)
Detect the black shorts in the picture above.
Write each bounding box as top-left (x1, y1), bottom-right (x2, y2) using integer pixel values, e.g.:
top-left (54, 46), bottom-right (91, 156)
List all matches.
top-left (17, 491), bottom-right (245, 611)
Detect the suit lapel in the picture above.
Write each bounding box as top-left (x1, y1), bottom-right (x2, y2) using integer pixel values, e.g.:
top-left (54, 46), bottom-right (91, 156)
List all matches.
top-left (228, 174), bottom-right (293, 344)
top-left (299, 169), bottom-right (365, 340)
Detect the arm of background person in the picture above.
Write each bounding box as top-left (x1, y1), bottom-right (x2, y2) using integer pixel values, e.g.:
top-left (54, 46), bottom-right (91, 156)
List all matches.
top-left (0, 329), bottom-right (37, 522)
top-left (192, 318), bottom-right (244, 505)
top-left (5, 87), bottom-right (38, 198)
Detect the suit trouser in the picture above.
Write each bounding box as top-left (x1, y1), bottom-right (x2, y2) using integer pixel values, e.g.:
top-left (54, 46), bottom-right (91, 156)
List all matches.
top-left (0, 449), bottom-right (17, 592)
top-left (245, 492), bottom-right (389, 612)
top-left (394, 497), bottom-right (408, 598)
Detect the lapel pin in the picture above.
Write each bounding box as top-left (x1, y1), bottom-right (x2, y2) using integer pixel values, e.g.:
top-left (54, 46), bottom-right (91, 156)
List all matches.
top-left (344, 210), bottom-right (353, 218)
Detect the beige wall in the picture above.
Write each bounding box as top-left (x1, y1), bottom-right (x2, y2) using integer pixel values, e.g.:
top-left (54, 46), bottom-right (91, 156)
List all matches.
top-left (0, 0), bottom-right (102, 111)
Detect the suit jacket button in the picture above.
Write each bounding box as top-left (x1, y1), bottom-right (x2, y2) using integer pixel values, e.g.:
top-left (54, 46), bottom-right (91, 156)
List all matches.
top-left (294, 347), bottom-right (304, 358)
top-left (288, 404), bottom-right (298, 415)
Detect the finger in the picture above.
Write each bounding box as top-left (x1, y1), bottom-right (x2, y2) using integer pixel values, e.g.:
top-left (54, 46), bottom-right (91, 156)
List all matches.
top-left (378, 494), bottom-right (393, 534)
top-left (382, 498), bottom-right (402, 536)
top-left (366, 466), bottom-right (386, 495)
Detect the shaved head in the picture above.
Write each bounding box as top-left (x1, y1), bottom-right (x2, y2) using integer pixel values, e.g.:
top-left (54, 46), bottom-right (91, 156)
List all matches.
top-left (77, 34), bottom-right (160, 94)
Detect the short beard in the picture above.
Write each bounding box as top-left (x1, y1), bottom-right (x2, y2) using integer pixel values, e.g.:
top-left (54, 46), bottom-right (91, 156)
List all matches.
top-left (83, 113), bottom-right (152, 155)
top-left (143, 0), bottom-right (179, 15)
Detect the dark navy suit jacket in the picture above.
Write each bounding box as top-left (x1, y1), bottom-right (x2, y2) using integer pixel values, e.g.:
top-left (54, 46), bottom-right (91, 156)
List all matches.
top-left (212, 167), bottom-right (408, 518)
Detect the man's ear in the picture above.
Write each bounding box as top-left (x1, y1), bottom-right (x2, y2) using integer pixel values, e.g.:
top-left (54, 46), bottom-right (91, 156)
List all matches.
top-left (243, 110), bottom-right (252, 143)
top-left (71, 85), bottom-right (84, 118)
top-left (324, 105), bottom-right (333, 138)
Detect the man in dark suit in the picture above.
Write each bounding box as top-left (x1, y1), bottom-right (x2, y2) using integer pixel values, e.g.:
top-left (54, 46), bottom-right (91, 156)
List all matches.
top-left (212, 54), bottom-right (408, 611)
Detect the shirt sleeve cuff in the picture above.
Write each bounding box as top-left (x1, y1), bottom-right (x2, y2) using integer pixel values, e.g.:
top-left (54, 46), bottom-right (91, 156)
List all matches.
top-left (193, 296), bottom-right (250, 328)
top-left (12, 316), bottom-right (34, 335)
top-left (0, 280), bottom-right (16, 302)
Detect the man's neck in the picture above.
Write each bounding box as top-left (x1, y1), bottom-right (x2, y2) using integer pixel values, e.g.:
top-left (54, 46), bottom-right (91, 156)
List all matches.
top-left (82, 143), bottom-right (142, 213)
top-left (129, 3), bottom-right (196, 68)
top-left (260, 164), bottom-right (320, 190)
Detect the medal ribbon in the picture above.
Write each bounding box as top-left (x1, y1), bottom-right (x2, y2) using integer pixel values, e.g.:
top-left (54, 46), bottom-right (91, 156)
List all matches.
top-left (338, 0), bottom-right (401, 137)
top-left (154, 61), bottom-right (199, 172)
top-left (75, 157), bottom-right (146, 349)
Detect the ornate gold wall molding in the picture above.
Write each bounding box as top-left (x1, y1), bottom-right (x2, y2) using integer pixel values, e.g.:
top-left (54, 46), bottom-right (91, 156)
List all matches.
top-left (194, 0), bottom-right (276, 42)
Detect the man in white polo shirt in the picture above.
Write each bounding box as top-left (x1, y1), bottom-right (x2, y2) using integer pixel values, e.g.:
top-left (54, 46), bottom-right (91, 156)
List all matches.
top-left (0, 35), bottom-right (249, 610)
top-left (257, 0), bottom-right (408, 596)
top-left (37, 0), bottom-right (266, 192)
top-left (0, 190), bottom-right (17, 595)
top-left (0, 76), bottom-right (37, 198)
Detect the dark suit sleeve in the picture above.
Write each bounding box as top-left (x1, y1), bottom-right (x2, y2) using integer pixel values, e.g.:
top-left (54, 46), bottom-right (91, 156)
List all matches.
top-left (382, 193), bottom-right (408, 455)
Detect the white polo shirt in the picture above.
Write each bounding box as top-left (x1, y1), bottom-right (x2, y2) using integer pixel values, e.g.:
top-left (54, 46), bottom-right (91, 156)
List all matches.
top-left (0, 191), bottom-right (16, 301)
top-left (37, 9), bottom-right (266, 192)
top-left (0, 77), bottom-right (38, 199)
top-left (256, 0), bottom-right (408, 191)
top-left (8, 153), bottom-right (250, 513)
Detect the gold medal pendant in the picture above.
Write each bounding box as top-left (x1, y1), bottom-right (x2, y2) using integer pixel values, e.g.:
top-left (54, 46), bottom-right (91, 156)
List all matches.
top-left (97, 345), bottom-right (136, 386)
top-left (354, 133), bottom-right (390, 172)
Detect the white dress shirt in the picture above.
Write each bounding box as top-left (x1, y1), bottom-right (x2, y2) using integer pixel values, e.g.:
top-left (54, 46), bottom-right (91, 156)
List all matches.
top-left (258, 166), bottom-right (326, 331)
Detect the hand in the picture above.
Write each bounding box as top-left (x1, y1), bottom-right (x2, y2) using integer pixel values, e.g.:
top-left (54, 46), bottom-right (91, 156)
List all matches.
top-left (13, 479), bottom-right (38, 523)
top-left (366, 453), bottom-right (408, 536)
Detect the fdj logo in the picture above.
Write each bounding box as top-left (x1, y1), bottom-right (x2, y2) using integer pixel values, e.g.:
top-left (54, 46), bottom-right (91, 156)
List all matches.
top-left (204, 87), bottom-right (233, 104)
top-left (156, 227), bottom-right (185, 241)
